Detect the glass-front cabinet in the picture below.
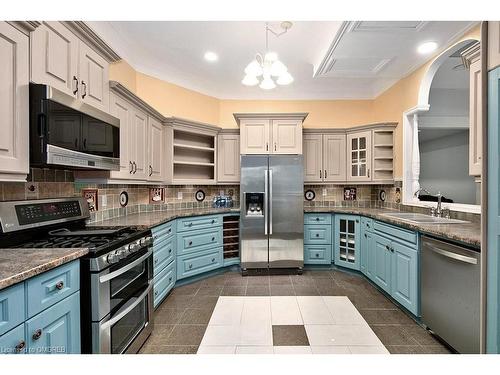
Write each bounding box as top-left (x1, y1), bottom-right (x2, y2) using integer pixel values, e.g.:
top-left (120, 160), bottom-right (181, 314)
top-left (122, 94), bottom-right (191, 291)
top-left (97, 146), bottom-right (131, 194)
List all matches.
top-left (334, 214), bottom-right (360, 270)
top-left (347, 130), bottom-right (372, 182)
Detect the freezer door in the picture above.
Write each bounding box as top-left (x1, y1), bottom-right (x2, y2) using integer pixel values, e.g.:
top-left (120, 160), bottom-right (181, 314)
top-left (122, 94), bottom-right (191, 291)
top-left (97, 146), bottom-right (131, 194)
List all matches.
top-left (240, 155), bottom-right (269, 269)
top-left (268, 155), bottom-right (304, 268)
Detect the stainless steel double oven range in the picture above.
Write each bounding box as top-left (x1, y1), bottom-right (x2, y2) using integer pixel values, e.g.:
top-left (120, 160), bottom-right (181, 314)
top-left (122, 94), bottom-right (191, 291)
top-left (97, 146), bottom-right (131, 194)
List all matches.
top-left (0, 197), bottom-right (154, 354)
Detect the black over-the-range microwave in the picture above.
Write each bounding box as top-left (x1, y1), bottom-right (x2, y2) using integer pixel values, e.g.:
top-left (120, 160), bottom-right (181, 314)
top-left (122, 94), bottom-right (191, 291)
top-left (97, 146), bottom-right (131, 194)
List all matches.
top-left (29, 83), bottom-right (121, 171)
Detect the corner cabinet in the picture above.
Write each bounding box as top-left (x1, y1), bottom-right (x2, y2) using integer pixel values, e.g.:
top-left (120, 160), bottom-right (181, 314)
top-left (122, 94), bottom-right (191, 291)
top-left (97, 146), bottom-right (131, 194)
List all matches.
top-left (235, 113), bottom-right (307, 155)
top-left (217, 130), bottom-right (240, 183)
top-left (334, 215), bottom-right (360, 270)
top-left (0, 22), bottom-right (30, 181)
top-left (347, 130), bottom-right (372, 182)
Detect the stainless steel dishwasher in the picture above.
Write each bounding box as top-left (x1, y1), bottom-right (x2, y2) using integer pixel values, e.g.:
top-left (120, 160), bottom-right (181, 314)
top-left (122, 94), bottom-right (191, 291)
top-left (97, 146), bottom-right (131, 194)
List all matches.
top-left (421, 236), bottom-right (480, 353)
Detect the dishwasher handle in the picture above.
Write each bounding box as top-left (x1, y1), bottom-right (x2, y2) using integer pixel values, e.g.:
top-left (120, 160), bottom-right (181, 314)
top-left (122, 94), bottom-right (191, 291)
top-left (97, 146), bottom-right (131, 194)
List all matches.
top-left (428, 245), bottom-right (478, 265)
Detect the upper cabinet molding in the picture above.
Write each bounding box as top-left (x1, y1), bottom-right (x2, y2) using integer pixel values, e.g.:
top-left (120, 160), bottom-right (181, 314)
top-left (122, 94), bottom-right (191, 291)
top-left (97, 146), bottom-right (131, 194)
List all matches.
top-left (7, 21), bottom-right (40, 35)
top-left (165, 116), bottom-right (220, 136)
top-left (233, 112), bottom-right (308, 125)
top-left (461, 41), bottom-right (481, 68)
top-left (303, 122), bottom-right (397, 134)
top-left (60, 21), bottom-right (121, 62)
top-left (109, 81), bottom-right (164, 122)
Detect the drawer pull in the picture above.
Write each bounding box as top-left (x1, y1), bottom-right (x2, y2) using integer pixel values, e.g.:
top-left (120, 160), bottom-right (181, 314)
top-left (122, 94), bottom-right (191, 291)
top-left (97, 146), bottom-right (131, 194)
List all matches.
top-left (55, 281), bottom-right (64, 290)
top-left (154, 291), bottom-right (158, 297)
top-left (168, 228), bottom-right (172, 233)
top-left (155, 259), bottom-right (159, 265)
top-left (316, 217), bottom-right (320, 221)
top-left (315, 233), bottom-right (320, 237)
top-left (188, 223), bottom-right (193, 227)
top-left (211, 219), bottom-right (215, 224)
top-left (15, 340), bottom-right (26, 352)
top-left (189, 264), bottom-right (193, 269)
top-left (188, 241), bottom-right (193, 246)
top-left (212, 258), bottom-right (216, 262)
top-left (32, 329), bottom-right (42, 340)
top-left (385, 245), bottom-right (390, 251)
top-left (315, 253), bottom-right (319, 257)
top-left (169, 277), bottom-right (172, 282)
top-left (169, 249), bottom-right (172, 254)
top-left (212, 237), bottom-right (215, 241)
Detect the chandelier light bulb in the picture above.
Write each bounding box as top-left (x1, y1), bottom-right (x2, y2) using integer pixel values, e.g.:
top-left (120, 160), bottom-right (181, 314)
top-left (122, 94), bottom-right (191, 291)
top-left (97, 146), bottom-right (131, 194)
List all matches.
top-left (276, 71), bottom-right (294, 85)
top-left (259, 76), bottom-right (276, 90)
top-left (270, 60), bottom-right (287, 77)
top-left (244, 60), bottom-right (263, 76)
top-left (241, 74), bottom-right (259, 86)
top-left (264, 51), bottom-right (278, 62)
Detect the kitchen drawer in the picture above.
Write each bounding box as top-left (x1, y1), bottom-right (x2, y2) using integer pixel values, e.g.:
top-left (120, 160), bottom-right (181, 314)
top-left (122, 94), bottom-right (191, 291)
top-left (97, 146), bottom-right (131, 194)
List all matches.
top-left (304, 225), bottom-right (332, 245)
top-left (304, 213), bottom-right (332, 225)
top-left (177, 247), bottom-right (222, 280)
top-left (25, 291), bottom-right (80, 354)
top-left (304, 245), bottom-right (332, 265)
top-left (177, 215), bottom-right (222, 232)
top-left (26, 260), bottom-right (80, 319)
top-left (374, 221), bottom-right (417, 247)
top-left (0, 324), bottom-right (25, 355)
top-left (153, 236), bottom-right (175, 276)
top-left (153, 261), bottom-right (176, 308)
top-left (0, 283), bottom-right (25, 336)
top-left (361, 217), bottom-right (374, 232)
top-left (152, 221), bottom-right (175, 243)
top-left (177, 227), bottom-right (222, 255)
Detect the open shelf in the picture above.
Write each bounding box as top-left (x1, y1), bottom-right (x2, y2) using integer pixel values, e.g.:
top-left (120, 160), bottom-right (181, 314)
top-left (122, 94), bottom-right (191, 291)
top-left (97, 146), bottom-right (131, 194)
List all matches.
top-left (223, 215), bottom-right (240, 262)
top-left (173, 143), bottom-right (215, 152)
top-left (173, 160), bottom-right (215, 167)
top-left (373, 129), bottom-right (394, 181)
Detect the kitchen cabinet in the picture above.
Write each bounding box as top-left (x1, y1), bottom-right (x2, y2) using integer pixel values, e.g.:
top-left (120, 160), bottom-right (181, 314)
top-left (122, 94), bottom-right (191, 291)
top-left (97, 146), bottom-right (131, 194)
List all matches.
top-left (239, 118), bottom-right (271, 154)
top-left (334, 215), bottom-right (360, 270)
top-left (31, 21), bottom-right (110, 112)
top-left (148, 116), bottom-right (166, 182)
top-left (391, 241), bottom-right (418, 314)
top-left (0, 22), bottom-right (30, 181)
top-left (488, 21), bottom-right (500, 71)
top-left (347, 130), bottom-right (372, 182)
top-left (129, 108), bottom-right (149, 180)
top-left (0, 261), bottom-right (81, 354)
top-left (304, 213), bottom-right (333, 265)
top-left (303, 133), bottom-right (346, 183)
top-left (109, 92), bottom-right (133, 179)
top-left (360, 217), bottom-right (373, 277)
top-left (372, 234), bottom-right (392, 294)
top-left (217, 131), bottom-right (240, 183)
top-left (152, 221), bottom-right (176, 308)
top-left (236, 114), bottom-right (306, 155)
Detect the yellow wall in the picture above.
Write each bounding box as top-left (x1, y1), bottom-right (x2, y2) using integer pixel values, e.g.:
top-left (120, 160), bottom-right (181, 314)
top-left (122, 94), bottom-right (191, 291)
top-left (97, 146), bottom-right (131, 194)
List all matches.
top-left (109, 24), bottom-right (481, 179)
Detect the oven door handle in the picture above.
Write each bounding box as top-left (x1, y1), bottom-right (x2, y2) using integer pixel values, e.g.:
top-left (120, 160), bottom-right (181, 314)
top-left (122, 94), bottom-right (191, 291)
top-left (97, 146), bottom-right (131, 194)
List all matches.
top-left (100, 283), bottom-right (152, 331)
top-left (99, 248), bottom-right (152, 284)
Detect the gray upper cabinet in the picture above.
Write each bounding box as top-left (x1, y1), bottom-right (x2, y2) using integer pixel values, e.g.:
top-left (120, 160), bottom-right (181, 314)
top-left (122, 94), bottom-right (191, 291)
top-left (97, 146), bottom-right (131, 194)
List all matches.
top-left (0, 22), bottom-right (30, 181)
top-left (31, 21), bottom-right (110, 112)
top-left (217, 132), bottom-right (240, 183)
top-left (303, 134), bottom-right (323, 182)
top-left (488, 21), bottom-right (500, 71)
top-left (303, 133), bottom-right (346, 183)
top-left (347, 130), bottom-right (372, 182)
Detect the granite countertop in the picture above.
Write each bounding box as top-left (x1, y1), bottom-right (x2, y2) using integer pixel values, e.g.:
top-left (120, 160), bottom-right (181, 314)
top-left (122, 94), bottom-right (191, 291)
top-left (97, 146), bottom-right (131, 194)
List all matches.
top-left (89, 207), bottom-right (240, 229)
top-left (304, 207), bottom-right (480, 248)
top-left (91, 206), bottom-right (480, 249)
top-left (0, 248), bottom-right (89, 291)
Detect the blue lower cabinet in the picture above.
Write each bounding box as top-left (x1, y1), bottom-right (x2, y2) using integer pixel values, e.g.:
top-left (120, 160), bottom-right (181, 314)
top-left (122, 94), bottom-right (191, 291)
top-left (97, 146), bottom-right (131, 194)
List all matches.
top-left (0, 324), bottom-right (26, 354)
top-left (304, 245), bottom-right (332, 265)
top-left (0, 282), bottom-right (25, 336)
top-left (391, 241), bottom-right (418, 316)
top-left (177, 247), bottom-right (222, 280)
top-left (153, 237), bottom-right (176, 276)
top-left (372, 234), bottom-right (392, 294)
top-left (25, 291), bottom-right (80, 354)
top-left (304, 225), bottom-right (332, 245)
top-left (360, 229), bottom-right (373, 277)
top-left (334, 215), bottom-right (360, 270)
top-left (153, 261), bottom-right (176, 308)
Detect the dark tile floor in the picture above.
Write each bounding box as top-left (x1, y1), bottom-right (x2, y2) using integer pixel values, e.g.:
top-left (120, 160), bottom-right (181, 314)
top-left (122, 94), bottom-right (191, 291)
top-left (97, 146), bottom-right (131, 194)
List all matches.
top-left (139, 268), bottom-right (453, 354)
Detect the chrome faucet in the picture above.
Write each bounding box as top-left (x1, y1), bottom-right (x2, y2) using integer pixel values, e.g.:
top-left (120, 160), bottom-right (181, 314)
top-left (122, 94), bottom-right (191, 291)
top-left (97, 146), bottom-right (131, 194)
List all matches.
top-left (414, 187), bottom-right (450, 218)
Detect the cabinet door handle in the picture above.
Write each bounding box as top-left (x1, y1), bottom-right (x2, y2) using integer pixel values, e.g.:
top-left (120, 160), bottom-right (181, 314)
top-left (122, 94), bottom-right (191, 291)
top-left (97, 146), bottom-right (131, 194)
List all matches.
top-left (266, 143), bottom-right (269, 152)
top-left (168, 249), bottom-right (172, 254)
top-left (15, 340), bottom-right (26, 352)
top-left (72, 76), bottom-right (79, 95)
top-left (154, 290), bottom-right (158, 297)
top-left (274, 143), bottom-right (277, 151)
top-left (149, 165), bottom-right (153, 176)
top-left (385, 245), bottom-right (390, 251)
top-left (74, 138), bottom-right (78, 149)
top-left (319, 170), bottom-right (322, 178)
top-left (367, 168), bottom-right (370, 178)
top-left (129, 161), bottom-right (133, 173)
top-left (324, 170), bottom-right (327, 179)
top-left (133, 162), bottom-right (137, 174)
top-left (32, 329), bottom-right (42, 340)
top-left (81, 81), bottom-right (87, 99)
top-left (83, 139), bottom-right (87, 149)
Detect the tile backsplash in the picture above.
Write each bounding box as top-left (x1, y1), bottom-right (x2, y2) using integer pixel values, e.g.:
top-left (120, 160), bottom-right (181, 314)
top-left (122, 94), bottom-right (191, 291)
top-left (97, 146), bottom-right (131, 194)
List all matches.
top-left (0, 168), bottom-right (479, 224)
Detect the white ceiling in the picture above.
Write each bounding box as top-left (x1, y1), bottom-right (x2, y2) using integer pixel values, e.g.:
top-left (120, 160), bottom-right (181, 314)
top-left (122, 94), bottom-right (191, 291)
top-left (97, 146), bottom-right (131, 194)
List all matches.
top-left (88, 21), bottom-right (477, 100)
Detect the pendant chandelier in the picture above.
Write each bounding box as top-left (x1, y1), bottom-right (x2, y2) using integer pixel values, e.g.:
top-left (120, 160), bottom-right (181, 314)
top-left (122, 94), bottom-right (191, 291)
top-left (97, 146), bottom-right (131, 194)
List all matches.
top-left (242, 22), bottom-right (294, 90)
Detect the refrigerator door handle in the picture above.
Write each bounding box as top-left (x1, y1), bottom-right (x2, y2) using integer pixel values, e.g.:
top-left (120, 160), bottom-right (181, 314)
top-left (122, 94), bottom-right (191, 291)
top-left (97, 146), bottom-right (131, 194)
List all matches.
top-left (264, 169), bottom-right (268, 235)
top-left (269, 169), bottom-right (273, 235)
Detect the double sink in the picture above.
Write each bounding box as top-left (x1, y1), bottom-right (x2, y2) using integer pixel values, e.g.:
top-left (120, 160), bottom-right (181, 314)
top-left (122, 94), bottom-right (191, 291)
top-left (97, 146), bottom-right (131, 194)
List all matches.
top-left (380, 212), bottom-right (469, 224)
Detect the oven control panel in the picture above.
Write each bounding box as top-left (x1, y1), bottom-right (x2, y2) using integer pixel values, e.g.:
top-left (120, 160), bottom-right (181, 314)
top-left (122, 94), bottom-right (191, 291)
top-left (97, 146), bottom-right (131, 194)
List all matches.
top-left (15, 201), bottom-right (82, 225)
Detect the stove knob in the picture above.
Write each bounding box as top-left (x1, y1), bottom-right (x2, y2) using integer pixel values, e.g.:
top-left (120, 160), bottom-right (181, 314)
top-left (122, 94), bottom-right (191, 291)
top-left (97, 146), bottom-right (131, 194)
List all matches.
top-left (106, 252), bottom-right (119, 264)
top-left (141, 236), bottom-right (153, 247)
top-left (117, 247), bottom-right (129, 259)
top-left (129, 242), bottom-right (140, 253)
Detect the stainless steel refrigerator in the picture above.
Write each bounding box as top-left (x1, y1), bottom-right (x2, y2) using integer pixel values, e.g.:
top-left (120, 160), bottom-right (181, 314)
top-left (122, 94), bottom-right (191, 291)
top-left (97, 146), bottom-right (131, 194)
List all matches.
top-left (240, 155), bottom-right (304, 272)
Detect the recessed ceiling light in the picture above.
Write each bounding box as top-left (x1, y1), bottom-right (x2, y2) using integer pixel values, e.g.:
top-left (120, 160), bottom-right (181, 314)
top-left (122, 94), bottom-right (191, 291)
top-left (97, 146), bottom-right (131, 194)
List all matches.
top-left (417, 41), bottom-right (438, 54)
top-left (204, 51), bottom-right (218, 62)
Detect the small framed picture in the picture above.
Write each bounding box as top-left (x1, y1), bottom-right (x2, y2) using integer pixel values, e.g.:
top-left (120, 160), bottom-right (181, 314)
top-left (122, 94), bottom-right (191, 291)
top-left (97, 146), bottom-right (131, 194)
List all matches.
top-left (343, 187), bottom-right (357, 201)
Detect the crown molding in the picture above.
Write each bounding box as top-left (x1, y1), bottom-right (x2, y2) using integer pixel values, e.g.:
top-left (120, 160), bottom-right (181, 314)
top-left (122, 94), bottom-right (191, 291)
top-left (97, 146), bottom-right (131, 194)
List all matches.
top-left (303, 122), bottom-right (397, 134)
top-left (233, 112), bottom-right (309, 125)
top-left (461, 41), bottom-right (481, 68)
top-left (109, 81), bottom-right (165, 121)
top-left (7, 21), bottom-right (40, 35)
top-left (61, 21), bottom-right (121, 62)
top-left (165, 117), bottom-right (220, 136)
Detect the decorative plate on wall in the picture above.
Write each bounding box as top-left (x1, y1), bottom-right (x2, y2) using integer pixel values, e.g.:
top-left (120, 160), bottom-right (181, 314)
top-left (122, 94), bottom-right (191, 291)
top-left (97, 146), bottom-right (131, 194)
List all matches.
top-left (379, 190), bottom-right (387, 202)
top-left (195, 189), bottom-right (206, 202)
top-left (119, 191), bottom-right (129, 207)
top-left (304, 189), bottom-right (316, 201)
